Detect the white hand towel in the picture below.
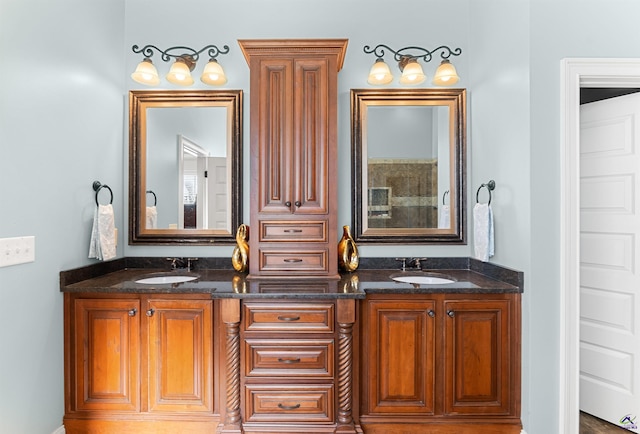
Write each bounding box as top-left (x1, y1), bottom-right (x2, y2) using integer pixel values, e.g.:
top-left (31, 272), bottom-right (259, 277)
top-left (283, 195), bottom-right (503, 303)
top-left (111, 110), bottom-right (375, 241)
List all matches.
top-left (146, 206), bottom-right (158, 229)
top-left (438, 205), bottom-right (450, 229)
top-left (473, 203), bottom-right (494, 262)
top-left (89, 204), bottom-right (116, 261)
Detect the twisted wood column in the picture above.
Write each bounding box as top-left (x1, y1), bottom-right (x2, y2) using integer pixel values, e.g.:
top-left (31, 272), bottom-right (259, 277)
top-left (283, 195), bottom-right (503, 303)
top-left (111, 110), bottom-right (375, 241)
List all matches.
top-left (220, 299), bottom-right (242, 433)
top-left (338, 321), bottom-right (354, 425)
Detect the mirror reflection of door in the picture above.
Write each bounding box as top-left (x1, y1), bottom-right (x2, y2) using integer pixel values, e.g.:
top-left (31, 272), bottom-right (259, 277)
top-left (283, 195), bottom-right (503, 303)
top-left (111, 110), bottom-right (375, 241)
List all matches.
top-left (178, 135), bottom-right (227, 230)
top-left (365, 104), bottom-right (450, 230)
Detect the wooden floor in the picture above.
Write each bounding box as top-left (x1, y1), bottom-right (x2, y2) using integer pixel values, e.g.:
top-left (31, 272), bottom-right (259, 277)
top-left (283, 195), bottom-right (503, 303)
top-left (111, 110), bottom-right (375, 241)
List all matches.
top-left (580, 411), bottom-right (630, 433)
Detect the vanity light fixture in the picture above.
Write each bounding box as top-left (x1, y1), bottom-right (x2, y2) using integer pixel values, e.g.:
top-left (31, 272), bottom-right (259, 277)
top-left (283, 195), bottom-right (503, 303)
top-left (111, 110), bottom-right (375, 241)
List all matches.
top-left (364, 44), bottom-right (462, 86)
top-left (131, 44), bottom-right (230, 87)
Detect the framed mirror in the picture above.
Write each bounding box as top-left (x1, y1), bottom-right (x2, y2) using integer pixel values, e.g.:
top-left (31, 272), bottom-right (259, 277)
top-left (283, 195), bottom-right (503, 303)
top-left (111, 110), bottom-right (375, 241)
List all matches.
top-left (351, 88), bottom-right (466, 244)
top-left (129, 90), bottom-right (243, 244)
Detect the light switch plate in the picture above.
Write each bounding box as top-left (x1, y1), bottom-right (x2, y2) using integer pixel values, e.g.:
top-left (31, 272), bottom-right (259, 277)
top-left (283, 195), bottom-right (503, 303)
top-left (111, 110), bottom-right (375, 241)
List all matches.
top-left (0, 236), bottom-right (35, 267)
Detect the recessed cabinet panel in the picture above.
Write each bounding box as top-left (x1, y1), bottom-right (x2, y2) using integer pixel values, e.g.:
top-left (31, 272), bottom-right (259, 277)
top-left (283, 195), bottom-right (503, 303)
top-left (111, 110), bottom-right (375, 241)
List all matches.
top-left (74, 299), bottom-right (140, 412)
top-left (244, 338), bottom-right (334, 377)
top-left (245, 384), bottom-right (334, 423)
top-left (260, 220), bottom-right (327, 242)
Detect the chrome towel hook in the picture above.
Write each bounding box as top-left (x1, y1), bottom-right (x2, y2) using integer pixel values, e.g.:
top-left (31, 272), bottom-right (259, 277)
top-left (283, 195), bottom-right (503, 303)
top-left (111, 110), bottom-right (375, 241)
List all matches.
top-left (92, 181), bottom-right (113, 207)
top-left (476, 180), bottom-right (496, 205)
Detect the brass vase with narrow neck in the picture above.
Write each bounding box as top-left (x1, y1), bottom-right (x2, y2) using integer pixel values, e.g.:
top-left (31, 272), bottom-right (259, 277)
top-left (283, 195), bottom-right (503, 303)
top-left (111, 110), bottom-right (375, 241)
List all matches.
top-left (338, 225), bottom-right (359, 272)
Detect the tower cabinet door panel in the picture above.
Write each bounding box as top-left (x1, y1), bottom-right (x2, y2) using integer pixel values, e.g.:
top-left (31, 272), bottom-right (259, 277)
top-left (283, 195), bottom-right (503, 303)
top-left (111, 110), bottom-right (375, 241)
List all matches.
top-left (73, 298), bottom-right (140, 412)
top-left (147, 298), bottom-right (213, 413)
top-left (365, 299), bottom-right (436, 415)
top-left (443, 299), bottom-right (512, 415)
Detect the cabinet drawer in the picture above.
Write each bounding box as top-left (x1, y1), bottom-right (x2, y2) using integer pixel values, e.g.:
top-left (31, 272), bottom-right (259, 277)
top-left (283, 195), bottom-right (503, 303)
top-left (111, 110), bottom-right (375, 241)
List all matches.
top-left (260, 221), bottom-right (327, 242)
top-left (244, 384), bottom-right (334, 423)
top-left (245, 339), bottom-right (334, 377)
top-left (259, 249), bottom-right (328, 273)
top-left (243, 302), bottom-right (334, 333)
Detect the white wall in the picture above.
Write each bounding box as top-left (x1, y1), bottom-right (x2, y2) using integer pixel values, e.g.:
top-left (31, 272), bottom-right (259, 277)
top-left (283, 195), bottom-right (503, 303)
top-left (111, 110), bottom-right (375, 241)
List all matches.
top-left (0, 0), bottom-right (125, 432)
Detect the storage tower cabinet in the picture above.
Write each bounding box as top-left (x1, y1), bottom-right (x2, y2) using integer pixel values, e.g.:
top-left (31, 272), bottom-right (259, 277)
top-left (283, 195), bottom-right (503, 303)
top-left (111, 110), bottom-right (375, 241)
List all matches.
top-left (238, 39), bottom-right (348, 279)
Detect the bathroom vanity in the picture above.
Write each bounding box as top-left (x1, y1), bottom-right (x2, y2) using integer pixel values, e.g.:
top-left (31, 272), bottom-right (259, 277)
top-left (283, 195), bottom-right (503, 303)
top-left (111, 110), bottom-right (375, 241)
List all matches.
top-left (60, 257), bottom-right (522, 434)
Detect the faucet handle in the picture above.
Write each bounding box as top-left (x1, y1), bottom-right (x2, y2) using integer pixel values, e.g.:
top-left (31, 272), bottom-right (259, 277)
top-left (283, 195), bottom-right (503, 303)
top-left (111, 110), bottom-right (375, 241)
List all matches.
top-left (395, 258), bottom-right (408, 271)
top-left (186, 258), bottom-right (199, 271)
top-left (166, 257), bottom-right (178, 270)
top-left (412, 258), bottom-right (429, 270)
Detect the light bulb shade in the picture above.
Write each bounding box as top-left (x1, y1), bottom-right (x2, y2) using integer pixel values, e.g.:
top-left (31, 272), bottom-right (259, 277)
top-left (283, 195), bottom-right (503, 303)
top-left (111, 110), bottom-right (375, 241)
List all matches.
top-left (166, 59), bottom-right (194, 85)
top-left (200, 59), bottom-right (227, 85)
top-left (367, 58), bottom-right (393, 85)
top-left (131, 58), bottom-right (160, 86)
top-left (432, 60), bottom-right (460, 86)
top-left (399, 60), bottom-right (426, 85)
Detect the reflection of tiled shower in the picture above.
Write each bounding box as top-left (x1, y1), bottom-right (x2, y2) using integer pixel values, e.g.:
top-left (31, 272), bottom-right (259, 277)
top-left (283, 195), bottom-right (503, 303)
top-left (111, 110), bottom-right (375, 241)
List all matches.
top-left (368, 159), bottom-right (438, 228)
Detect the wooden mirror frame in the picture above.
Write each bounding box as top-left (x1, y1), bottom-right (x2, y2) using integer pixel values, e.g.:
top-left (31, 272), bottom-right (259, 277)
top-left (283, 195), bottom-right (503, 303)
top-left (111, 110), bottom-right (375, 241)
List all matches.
top-left (129, 90), bottom-right (243, 245)
top-left (350, 88), bottom-right (466, 244)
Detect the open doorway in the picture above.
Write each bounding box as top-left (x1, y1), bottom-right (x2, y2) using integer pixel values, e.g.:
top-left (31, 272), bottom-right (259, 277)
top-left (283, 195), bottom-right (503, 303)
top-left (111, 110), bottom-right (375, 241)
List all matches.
top-left (561, 59), bottom-right (640, 434)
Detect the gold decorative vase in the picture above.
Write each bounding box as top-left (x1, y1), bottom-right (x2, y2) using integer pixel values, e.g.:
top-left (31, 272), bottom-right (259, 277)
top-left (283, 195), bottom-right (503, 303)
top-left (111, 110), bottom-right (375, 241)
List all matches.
top-left (231, 224), bottom-right (249, 273)
top-left (338, 225), bottom-right (359, 272)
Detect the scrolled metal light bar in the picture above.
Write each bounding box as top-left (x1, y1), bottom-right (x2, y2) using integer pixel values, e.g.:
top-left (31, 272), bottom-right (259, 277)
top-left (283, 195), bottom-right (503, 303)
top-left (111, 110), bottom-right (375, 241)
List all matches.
top-left (363, 44), bottom-right (462, 63)
top-left (132, 44), bottom-right (230, 63)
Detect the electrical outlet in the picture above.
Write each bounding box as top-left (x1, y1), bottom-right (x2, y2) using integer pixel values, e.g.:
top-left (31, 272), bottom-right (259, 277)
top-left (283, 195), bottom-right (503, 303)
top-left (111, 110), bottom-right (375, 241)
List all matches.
top-left (0, 236), bottom-right (35, 267)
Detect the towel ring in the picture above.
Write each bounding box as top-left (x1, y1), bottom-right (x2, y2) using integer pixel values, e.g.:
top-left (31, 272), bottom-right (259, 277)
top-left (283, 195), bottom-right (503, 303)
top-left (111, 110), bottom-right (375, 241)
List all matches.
top-left (92, 181), bottom-right (113, 207)
top-left (146, 190), bottom-right (157, 206)
top-left (476, 180), bottom-right (496, 205)
top-left (442, 190), bottom-right (449, 205)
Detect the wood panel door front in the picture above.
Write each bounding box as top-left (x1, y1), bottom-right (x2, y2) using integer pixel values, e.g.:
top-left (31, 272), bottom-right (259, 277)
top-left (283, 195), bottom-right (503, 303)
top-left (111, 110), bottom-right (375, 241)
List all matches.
top-left (366, 299), bottom-right (436, 415)
top-left (147, 298), bottom-right (213, 413)
top-left (443, 299), bottom-right (512, 415)
top-left (73, 298), bottom-right (140, 412)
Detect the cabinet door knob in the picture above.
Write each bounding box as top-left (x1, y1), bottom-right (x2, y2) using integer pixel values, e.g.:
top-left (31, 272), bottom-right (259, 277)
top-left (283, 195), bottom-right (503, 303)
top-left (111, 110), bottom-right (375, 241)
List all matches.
top-left (428, 309), bottom-right (435, 318)
top-left (294, 201), bottom-right (301, 207)
top-left (146, 308), bottom-right (155, 317)
top-left (128, 308), bottom-right (137, 317)
top-left (285, 201), bottom-right (292, 207)
top-left (447, 310), bottom-right (455, 318)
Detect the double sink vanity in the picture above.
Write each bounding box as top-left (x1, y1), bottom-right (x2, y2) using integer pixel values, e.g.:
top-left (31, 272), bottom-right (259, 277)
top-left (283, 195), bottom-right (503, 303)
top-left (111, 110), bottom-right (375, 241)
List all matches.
top-left (61, 257), bottom-right (522, 434)
top-left (61, 39), bottom-right (523, 433)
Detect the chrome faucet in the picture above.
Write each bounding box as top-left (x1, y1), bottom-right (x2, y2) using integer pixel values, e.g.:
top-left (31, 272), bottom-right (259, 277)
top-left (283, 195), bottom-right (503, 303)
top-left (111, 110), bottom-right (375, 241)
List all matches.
top-left (166, 257), bottom-right (198, 272)
top-left (410, 258), bottom-right (429, 270)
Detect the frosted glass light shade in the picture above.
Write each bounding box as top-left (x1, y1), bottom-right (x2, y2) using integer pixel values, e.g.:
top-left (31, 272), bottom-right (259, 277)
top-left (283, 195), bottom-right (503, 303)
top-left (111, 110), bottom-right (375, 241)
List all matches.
top-left (399, 60), bottom-right (425, 85)
top-left (432, 60), bottom-right (460, 86)
top-left (367, 58), bottom-right (393, 85)
top-left (131, 59), bottom-right (160, 86)
top-left (200, 59), bottom-right (227, 85)
top-left (166, 59), bottom-right (194, 86)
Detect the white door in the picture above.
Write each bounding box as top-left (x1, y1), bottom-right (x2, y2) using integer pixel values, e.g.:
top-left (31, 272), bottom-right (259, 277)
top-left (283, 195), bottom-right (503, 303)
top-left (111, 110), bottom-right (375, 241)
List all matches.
top-left (208, 157), bottom-right (228, 230)
top-left (580, 92), bottom-right (640, 432)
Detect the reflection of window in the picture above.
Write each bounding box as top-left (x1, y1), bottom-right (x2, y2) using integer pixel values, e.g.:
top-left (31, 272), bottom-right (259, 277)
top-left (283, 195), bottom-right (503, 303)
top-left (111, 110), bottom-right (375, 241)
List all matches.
top-left (183, 174), bottom-right (197, 204)
top-left (368, 187), bottom-right (391, 219)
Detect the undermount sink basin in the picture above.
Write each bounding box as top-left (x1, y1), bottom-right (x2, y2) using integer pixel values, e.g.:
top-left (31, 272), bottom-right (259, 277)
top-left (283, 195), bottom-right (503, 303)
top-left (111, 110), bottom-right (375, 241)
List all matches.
top-left (135, 275), bottom-right (198, 284)
top-left (390, 273), bottom-right (455, 285)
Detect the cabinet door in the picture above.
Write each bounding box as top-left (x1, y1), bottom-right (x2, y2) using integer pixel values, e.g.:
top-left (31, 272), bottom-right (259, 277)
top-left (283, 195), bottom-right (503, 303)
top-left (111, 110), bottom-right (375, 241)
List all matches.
top-left (443, 299), bottom-right (512, 415)
top-left (147, 299), bottom-right (213, 413)
top-left (365, 300), bottom-right (436, 415)
top-left (256, 58), bottom-right (295, 214)
top-left (292, 57), bottom-right (330, 215)
top-left (74, 298), bottom-right (140, 412)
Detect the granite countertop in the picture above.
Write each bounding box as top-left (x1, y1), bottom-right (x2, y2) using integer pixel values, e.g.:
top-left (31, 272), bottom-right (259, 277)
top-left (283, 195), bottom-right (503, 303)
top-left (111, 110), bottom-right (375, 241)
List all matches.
top-left (60, 257), bottom-right (523, 299)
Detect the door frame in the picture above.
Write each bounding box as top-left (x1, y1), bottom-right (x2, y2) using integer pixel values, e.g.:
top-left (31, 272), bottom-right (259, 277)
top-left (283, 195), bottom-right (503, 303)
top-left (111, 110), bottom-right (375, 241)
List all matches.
top-left (560, 58), bottom-right (640, 434)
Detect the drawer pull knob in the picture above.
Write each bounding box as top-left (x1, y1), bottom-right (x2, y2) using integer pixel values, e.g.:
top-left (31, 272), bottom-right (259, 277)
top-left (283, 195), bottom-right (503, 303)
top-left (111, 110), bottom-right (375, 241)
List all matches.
top-left (278, 403), bottom-right (301, 410)
top-left (283, 258), bottom-right (303, 263)
top-left (277, 315), bottom-right (300, 322)
top-left (284, 229), bottom-right (303, 233)
top-left (278, 357), bottom-right (301, 364)
top-left (128, 308), bottom-right (137, 317)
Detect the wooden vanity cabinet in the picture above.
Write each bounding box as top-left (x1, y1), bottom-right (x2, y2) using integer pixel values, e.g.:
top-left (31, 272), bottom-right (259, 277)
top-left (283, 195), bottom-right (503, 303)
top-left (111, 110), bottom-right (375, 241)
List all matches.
top-left (63, 293), bottom-right (217, 434)
top-left (360, 293), bottom-right (521, 434)
top-left (238, 39), bottom-right (348, 279)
